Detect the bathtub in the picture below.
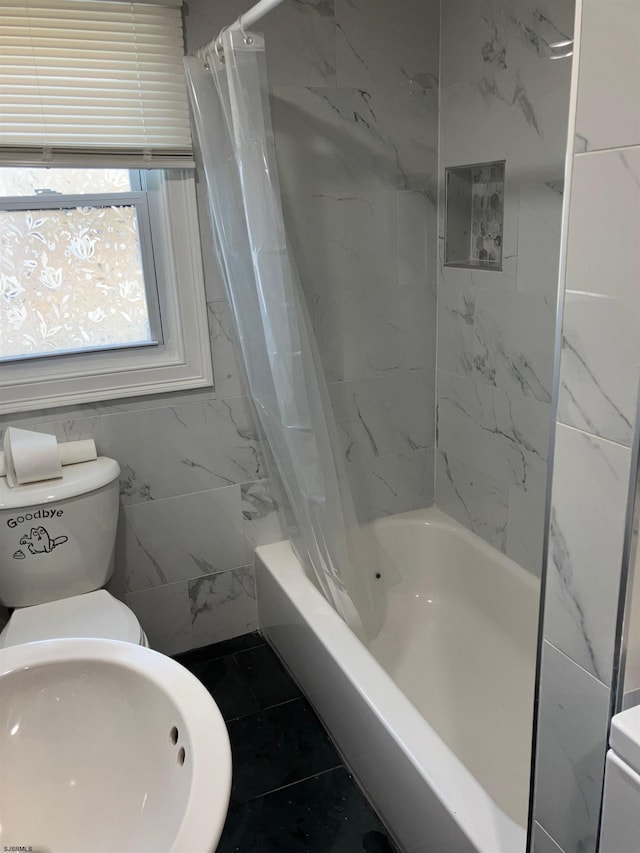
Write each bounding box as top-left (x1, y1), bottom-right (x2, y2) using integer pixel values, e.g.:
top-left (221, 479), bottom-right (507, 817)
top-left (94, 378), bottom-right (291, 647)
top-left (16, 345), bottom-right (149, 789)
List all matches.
top-left (256, 507), bottom-right (540, 853)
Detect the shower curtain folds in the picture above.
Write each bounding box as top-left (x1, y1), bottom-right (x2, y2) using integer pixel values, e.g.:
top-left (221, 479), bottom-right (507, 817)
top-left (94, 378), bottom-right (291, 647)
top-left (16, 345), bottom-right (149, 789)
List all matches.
top-left (184, 27), bottom-right (382, 640)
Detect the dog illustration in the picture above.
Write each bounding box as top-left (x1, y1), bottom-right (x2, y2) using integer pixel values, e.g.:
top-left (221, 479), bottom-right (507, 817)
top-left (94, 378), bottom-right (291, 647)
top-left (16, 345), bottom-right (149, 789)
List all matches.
top-left (20, 526), bottom-right (68, 555)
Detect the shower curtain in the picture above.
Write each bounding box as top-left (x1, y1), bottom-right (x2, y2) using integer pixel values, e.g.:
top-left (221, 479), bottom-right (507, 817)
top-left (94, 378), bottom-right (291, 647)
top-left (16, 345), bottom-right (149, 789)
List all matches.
top-left (184, 26), bottom-right (382, 640)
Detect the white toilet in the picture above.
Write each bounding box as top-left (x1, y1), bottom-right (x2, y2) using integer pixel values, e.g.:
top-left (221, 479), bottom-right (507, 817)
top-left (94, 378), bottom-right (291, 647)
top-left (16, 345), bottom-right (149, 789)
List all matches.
top-left (0, 456), bottom-right (147, 649)
top-left (600, 703), bottom-right (640, 851)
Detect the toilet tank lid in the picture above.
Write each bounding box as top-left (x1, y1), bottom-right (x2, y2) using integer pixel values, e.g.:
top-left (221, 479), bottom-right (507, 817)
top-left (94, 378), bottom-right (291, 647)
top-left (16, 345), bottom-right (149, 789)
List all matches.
top-left (0, 456), bottom-right (120, 510)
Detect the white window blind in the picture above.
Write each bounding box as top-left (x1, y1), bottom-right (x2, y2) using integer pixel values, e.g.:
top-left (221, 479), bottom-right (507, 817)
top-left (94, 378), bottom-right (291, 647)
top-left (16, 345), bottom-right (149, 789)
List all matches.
top-left (0, 0), bottom-right (193, 167)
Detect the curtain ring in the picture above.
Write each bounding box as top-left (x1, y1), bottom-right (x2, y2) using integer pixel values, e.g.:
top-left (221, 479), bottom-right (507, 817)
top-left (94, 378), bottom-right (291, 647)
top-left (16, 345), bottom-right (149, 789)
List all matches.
top-left (239, 20), bottom-right (253, 45)
top-left (214, 27), bottom-right (226, 58)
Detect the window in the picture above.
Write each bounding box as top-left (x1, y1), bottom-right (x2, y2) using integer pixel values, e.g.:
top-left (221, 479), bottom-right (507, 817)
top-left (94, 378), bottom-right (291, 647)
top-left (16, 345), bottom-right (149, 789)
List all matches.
top-left (0, 0), bottom-right (212, 414)
top-left (0, 166), bottom-right (212, 413)
top-left (1, 168), bottom-right (159, 361)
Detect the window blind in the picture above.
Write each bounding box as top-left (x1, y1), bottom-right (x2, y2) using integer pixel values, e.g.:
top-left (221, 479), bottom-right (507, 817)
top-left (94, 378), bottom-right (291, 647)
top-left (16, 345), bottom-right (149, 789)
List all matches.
top-left (0, 0), bottom-right (194, 167)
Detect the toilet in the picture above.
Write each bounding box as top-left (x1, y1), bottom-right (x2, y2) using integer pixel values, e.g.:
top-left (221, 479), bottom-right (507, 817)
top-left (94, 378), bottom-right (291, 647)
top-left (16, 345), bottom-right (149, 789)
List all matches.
top-left (0, 456), bottom-right (147, 649)
top-left (600, 703), bottom-right (640, 851)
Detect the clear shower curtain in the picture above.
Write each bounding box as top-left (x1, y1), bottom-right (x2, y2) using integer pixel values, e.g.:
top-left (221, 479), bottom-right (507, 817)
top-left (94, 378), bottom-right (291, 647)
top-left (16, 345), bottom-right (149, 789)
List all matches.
top-left (184, 26), bottom-right (382, 640)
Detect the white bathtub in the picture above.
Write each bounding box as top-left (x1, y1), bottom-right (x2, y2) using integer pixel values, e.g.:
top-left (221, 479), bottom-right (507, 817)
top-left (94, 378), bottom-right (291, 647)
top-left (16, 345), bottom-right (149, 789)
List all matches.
top-left (256, 507), bottom-right (540, 853)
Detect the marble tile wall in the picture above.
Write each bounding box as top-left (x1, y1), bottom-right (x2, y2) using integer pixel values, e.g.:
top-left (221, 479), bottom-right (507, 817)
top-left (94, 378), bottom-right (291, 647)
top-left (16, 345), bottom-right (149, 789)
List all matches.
top-left (0, 367), bottom-right (282, 656)
top-left (531, 0), bottom-right (640, 850)
top-left (267, 0), bottom-right (441, 523)
top-left (189, 0), bottom-right (440, 526)
top-left (1, 0), bottom-right (439, 653)
top-left (435, 0), bottom-right (575, 576)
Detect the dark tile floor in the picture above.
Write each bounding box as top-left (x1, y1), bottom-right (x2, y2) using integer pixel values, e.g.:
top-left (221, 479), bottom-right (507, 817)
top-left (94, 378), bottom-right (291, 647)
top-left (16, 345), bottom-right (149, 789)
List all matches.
top-left (175, 632), bottom-right (398, 853)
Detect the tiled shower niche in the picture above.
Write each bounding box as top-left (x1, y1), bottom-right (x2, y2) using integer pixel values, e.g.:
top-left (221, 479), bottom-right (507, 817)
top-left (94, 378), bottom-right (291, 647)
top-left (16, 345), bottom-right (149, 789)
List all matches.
top-left (444, 161), bottom-right (505, 269)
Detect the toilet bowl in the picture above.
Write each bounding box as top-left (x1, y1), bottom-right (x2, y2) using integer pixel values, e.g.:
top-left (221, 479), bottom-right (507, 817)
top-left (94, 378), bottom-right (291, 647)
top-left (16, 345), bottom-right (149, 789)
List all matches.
top-left (0, 456), bottom-right (146, 650)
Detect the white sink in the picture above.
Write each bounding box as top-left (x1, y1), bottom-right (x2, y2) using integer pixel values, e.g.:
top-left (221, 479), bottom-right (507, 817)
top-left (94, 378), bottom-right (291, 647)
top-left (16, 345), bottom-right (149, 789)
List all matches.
top-left (0, 638), bottom-right (232, 853)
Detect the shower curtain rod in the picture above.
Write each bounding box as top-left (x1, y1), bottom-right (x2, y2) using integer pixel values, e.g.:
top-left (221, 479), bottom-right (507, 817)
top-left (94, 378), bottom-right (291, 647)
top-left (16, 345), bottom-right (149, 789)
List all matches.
top-left (204, 0), bottom-right (286, 56)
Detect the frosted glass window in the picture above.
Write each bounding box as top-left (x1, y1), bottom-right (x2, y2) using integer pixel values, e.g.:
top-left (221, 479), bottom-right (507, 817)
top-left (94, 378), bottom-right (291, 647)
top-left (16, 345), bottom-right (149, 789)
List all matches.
top-left (0, 168), bottom-right (158, 361)
top-left (0, 168), bottom-right (131, 197)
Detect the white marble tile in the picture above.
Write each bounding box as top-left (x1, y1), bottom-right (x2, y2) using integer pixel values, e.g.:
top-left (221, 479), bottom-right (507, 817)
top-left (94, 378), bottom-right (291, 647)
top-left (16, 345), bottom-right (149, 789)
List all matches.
top-left (435, 449), bottom-right (510, 552)
top-left (442, 84), bottom-right (569, 189)
top-left (534, 641), bottom-right (610, 853)
top-left (185, 0), bottom-right (336, 88)
top-left (440, 81), bottom-right (507, 172)
top-left (241, 480), bottom-right (284, 548)
top-left (558, 292), bottom-right (640, 446)
top-left (564, 149), bottom-right (640, 306)
top-left (440, 0), bottom-right (575, 90)
top-left (342, 285), bottom-right (436, 381)
top-left (397, 190), bottom-right (437, 287)
top-left (532, 822), bottom-right (565, 853)
top-left (345, 449), bottom-right (435, 523)
top-left (113, 485), bottom-right (248, 595)
top-left (507, 474), bottom-right (548, 577)
top-left (207, 300), bottom-right (246, 399)
top-left (335, 0), bottom-right (439, 92)
top-left (437, 370), bottom-right (550, 490)
top-left (436, 282), bottom-right (476, 378)
top-left (0, 382), bottom-right (228, 429)
top-left (260, 0), bottom-right (336, 88)
top-left (86, 396), bottom-right (263, 505)
top-left (271, 85), bottom-right (437, 196)
top-left (473, 288), bottom-right (556, 403)
top-left (353, 85), bottom-right (438, 194)
top-left (303, 288), bottom-right (343, 383)
top-left (575, 0), bottom-right (640, 152)
top-left (282, 190), bottom-right (399, 297)
top-left (516, 181), bottom-right (564, 297)
top-left (20, 396), bottom-right (264, 506)
top-left (125, 581), bottom-right (193, 655)
top-left (183, 0), bottom-right (239, 53)
top-left (329, 372), bottom-right (435, 461)
top-left (557, 150), bottom-right (640, 445)
top-left (188, 566), bottom-right (258, 646)
top-left (439, 0), bottom-right (574, 178)
top-left (544, 424), bottom-right (631, 684)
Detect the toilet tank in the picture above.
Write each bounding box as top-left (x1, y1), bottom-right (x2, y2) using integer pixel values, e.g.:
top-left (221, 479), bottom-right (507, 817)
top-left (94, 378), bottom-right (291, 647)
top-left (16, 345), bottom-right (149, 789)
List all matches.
top-left (0, 457), bottom-right (120, 608)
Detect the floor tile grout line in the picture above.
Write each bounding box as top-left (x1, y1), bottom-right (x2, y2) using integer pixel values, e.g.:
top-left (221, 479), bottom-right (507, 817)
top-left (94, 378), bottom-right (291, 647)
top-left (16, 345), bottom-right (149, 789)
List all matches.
top-left (175, 634), bottom-right (266, 665)
top-left (228, 644), bottom-right (303, 716)
top-left (221, 655), bottom-right (262, 722)
top-left (230, 648), bottom-right (269, 712)
top-left (189, 634), bottom-right (396, 850)
top-left (259, 694), bottom-right (304, 713)
top-left (225, 694), bottom-right (304, 723)
top-left (235, 764), bottom-right (345, 807)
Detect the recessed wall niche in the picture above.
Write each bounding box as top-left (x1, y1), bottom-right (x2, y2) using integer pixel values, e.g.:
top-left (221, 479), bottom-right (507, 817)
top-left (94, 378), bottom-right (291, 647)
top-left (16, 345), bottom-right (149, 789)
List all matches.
top-left (444, 161), bottom-right (505, 270)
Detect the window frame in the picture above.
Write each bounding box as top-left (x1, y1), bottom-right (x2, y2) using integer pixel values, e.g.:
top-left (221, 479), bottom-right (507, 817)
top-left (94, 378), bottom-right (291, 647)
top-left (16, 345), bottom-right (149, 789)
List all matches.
top-left (0, 169), bottom-right (213, 414)
top-left (0, 170), bottom-right (165, 360)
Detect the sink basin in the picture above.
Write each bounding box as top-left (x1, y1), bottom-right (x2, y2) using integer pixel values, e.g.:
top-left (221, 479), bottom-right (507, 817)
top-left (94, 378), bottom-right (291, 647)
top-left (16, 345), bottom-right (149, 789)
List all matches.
top-left (0, 638), bottom-right (232, 853)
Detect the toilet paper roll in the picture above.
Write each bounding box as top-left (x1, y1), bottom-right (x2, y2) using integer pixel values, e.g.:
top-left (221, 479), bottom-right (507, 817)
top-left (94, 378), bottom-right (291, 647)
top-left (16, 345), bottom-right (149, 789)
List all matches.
top-left (3, 427), bottom-right (63, 487)
top-left (58, 439), bottom-right (97, 467)
top-left (0, 436), bottom-right (97, 480)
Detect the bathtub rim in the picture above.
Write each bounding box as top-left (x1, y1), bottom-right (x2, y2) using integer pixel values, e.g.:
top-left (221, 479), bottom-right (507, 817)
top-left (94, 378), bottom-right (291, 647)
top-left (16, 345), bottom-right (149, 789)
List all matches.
top-left (256, 506), bottom-right (530, 853)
